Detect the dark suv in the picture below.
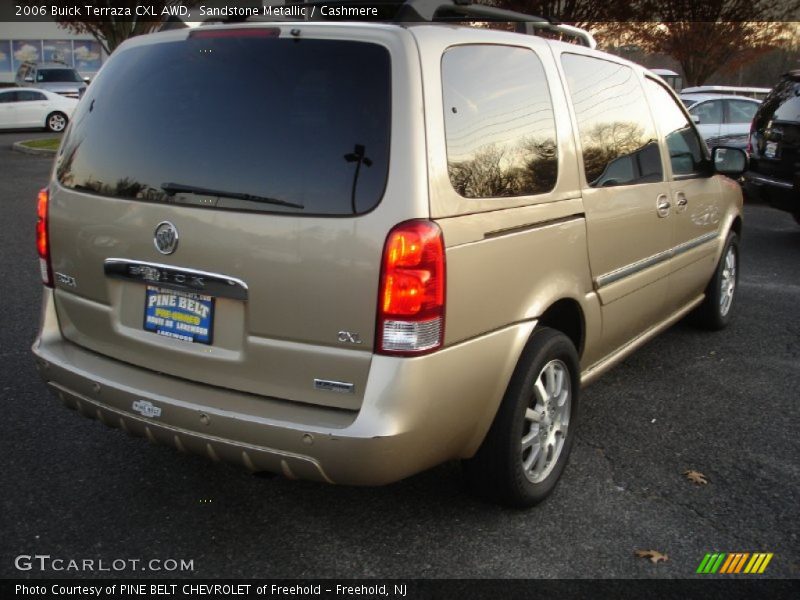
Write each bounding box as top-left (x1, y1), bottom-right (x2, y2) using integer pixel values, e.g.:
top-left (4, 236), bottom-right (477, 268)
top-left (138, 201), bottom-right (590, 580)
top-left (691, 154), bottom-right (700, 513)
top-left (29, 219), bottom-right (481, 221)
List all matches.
top-left (744, 70), bottom-right (800, 224)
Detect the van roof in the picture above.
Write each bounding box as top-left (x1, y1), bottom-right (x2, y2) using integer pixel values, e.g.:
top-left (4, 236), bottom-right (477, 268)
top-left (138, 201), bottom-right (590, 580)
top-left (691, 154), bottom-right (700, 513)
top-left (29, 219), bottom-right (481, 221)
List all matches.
top-left (196, 0), bottom-right (597, 48)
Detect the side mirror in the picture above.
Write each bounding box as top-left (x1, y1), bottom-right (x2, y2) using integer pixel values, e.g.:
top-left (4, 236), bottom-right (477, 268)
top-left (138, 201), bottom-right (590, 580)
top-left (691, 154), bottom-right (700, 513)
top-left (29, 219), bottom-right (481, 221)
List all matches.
top-left (691, 114), bottom-right (700, 124)
top-left (712, 146), bottom-right (748, 177)
top-left (82, 77), bottom-right (91, 84)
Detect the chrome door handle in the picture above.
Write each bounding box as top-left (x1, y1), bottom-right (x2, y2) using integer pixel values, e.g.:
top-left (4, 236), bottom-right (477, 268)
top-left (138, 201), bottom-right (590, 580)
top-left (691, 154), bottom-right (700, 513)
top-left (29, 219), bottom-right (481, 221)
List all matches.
top-left (656, 194), bottom-right (671, 218)
top-left (675, 192), bottom-right (688, 213)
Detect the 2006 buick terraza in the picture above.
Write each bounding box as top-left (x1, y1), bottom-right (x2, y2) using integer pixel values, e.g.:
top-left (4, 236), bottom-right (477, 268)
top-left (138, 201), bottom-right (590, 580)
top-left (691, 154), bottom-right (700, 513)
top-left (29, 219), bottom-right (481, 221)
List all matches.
top-left (32, 1), bottom-right (747, 506)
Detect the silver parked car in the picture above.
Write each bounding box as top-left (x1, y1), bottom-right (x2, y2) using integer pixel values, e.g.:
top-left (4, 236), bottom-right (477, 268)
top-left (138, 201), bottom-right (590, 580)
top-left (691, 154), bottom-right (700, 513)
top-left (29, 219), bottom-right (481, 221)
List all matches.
top-left (15, 62), bottom-right (87, 99)
top-left (681, 93), bottom-right (760, 150)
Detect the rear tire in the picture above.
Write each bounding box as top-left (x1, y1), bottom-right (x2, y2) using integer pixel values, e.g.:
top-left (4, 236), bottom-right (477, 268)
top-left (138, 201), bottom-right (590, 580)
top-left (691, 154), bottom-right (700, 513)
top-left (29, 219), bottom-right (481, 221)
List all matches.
top-left (693, 232), bottom-right (739, 330)
top-left (463, 327), bottom-right (580, 508)
top-left (46, 112), bottom-right (67, 133)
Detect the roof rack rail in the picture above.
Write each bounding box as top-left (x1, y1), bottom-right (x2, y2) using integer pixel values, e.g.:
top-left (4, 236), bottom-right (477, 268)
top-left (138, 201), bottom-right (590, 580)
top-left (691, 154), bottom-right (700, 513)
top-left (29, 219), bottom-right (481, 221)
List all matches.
top-left (393, 0), bottom-right (596, 48)
top-left (200, 1), bottom-right (596, 48)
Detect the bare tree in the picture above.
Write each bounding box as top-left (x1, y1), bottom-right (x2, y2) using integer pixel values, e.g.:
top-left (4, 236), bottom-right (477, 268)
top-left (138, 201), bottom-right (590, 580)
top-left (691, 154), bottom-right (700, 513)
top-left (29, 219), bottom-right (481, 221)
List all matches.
top-left (603, 21), bottom-right (796, 86)
top-left (598, 1), bottom-right (800, 87)
top-left (493, 1), bottom-right (800, 86)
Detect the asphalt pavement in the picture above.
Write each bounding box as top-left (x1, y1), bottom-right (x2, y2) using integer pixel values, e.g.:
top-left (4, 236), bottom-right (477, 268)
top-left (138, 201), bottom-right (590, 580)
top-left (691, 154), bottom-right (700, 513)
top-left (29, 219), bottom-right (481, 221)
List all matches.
top-left (0, 130), bottom-right (798, 580)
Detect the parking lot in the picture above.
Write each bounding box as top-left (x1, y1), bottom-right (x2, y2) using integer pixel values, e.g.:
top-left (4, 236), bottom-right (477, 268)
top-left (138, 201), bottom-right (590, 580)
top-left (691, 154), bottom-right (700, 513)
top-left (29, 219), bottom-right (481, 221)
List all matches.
top-left (0, 130), bottom-right (798, 579)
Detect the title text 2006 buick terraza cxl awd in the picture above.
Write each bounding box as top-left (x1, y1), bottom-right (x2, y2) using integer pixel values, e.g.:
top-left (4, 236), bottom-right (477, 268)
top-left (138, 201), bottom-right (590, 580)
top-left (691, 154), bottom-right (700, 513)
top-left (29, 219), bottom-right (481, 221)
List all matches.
top-left (32, 10), bottom-right (747, 507)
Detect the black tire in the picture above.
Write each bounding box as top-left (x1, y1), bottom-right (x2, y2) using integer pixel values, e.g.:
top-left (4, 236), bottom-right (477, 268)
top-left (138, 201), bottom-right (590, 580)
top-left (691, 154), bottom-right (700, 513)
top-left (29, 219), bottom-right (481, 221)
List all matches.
top-left (45, 112), bottom-right (68, 133)
top-left (463, 327), bottom-right (580, 508)
top-left (693, 232), bottom-right (739, 331)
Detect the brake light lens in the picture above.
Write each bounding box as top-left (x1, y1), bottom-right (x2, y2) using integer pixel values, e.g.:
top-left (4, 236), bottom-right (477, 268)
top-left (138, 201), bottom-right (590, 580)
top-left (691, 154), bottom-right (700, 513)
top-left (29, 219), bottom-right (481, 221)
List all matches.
top-left (377, 220), bottom-right (445, 355)
top-left (36, 187), bottom-right (52, 287)
top-left (189, 28), bottom-right (280, 39)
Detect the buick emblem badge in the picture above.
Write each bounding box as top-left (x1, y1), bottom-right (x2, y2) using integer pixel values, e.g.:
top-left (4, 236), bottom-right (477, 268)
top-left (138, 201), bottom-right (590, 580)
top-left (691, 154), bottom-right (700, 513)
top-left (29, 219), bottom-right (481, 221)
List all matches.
top-left (154, 221), bottom-right (179, 255)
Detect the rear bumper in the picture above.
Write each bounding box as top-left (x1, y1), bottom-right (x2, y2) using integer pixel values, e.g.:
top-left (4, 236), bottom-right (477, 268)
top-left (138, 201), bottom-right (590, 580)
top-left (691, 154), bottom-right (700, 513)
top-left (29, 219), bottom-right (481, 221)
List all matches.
top-left (33, 288), bottom-right (534, 485)
top-left (743, 171), bottom-right (798, 214)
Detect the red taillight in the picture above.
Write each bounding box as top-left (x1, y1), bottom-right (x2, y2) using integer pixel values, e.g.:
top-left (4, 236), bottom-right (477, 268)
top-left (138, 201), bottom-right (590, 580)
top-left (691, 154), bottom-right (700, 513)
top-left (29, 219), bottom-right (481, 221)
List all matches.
top-left (376, 220), bottom-right (445, 355)
top-left (36, 187), bottom-right (52, 287)
top-left (189, 28), bottom-right (280, 39)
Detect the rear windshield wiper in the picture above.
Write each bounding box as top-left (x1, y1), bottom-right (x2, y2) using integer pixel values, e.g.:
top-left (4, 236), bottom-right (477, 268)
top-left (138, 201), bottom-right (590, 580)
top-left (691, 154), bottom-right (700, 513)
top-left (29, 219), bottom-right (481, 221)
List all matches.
top-left (161, 182), bottom-right (304, 210)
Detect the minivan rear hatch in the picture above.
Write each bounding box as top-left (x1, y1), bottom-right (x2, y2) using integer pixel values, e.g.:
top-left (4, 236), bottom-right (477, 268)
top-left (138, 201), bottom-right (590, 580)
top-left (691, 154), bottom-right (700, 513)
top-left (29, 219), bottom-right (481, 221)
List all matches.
top-left (48, 26), bottom-right (397, 411)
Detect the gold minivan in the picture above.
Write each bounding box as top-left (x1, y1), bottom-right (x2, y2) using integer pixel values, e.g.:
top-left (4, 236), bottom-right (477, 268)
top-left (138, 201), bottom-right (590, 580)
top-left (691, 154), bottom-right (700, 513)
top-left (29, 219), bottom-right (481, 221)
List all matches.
top-left (32, 3), bottom-right (747, 507)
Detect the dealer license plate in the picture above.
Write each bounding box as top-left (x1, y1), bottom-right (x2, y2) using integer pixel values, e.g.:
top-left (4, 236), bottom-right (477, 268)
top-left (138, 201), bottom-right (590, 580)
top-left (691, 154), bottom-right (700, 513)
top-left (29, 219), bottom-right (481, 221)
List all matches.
top-left (764, 141), bottom-right (778, 159)
top-left (143, 286), bottom-right (214, 345)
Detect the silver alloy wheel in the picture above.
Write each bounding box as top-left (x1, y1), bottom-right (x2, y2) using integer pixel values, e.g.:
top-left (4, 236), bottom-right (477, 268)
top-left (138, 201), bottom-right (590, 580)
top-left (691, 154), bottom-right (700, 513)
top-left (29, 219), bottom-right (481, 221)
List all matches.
top-left (521, 359), bottom-right (571, 484)
top-left (48, 113), bottom-right (66, 132)
top-left (719, 245), bottom-right (736, 317)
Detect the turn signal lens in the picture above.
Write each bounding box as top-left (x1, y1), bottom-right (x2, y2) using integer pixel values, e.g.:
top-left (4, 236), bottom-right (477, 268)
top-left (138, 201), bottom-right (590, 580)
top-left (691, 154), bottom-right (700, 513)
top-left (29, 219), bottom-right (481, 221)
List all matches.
top-left (36, 187), bottom-right (52, 287)
top-left (377, 220), bottom-right (445, 355)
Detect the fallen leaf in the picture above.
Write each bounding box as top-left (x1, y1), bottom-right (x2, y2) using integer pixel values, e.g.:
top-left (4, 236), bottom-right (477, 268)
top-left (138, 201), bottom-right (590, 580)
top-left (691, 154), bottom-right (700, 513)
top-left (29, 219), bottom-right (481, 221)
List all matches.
top-left (635, 549), bottom-right (669, 564)
top-left (684, 470), bottom-right (709, 485)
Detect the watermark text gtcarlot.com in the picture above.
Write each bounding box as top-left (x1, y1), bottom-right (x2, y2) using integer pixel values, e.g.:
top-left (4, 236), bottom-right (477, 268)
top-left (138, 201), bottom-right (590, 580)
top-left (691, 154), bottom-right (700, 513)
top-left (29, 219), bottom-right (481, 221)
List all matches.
top-left (14, 554), bottom-right (194, 573)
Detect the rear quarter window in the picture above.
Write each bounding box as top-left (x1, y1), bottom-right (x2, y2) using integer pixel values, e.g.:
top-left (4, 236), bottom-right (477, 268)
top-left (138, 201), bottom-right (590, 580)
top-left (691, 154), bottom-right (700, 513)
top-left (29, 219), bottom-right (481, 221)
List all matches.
top-left (441, 44), bottom-right (558, 199)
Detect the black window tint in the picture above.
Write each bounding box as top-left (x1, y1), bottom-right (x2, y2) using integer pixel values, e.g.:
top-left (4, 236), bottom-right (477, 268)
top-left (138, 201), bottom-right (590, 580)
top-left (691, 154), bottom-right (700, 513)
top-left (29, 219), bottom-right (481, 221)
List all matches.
top-left (36, 68), bottom-right (82, 83)
top-left (561, 54), bottom-right (662, 187)
top-left (57, 38), bottom-right (391, 215)
top-left (442, 45), bottom-right (557, 198)
top-left (772, 95), bottom-right (800, 122)
top-left (691, 100), bottom-right (723, 125)
top-left (0, 91), bottom-right (17, 103)
top-left (645, 79), bottom-right (706, 176)
top-left (17, 90), bottom-right (46, 101)
top-left (727, 100), bottom-right (758, 124)
top-left (755, 79), bottom-right (800, 129)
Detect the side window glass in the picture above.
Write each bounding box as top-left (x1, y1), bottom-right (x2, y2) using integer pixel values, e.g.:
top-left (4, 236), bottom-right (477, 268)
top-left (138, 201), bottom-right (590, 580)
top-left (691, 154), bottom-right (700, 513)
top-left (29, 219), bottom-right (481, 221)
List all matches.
top-left (727, 100), bottom-right (758, 124)
top-left (644, 79), bottom-right (706, 176)
top-left (442, 45), bottom-right (558, 198)
top-left (0, 92), bottom-right (17, 104)
top-left (691, 101), bottom-right (723, 125)
top-left (18, 91), bottom-right (43, 102)
top-left (561, 54), bottom-right (662, 188)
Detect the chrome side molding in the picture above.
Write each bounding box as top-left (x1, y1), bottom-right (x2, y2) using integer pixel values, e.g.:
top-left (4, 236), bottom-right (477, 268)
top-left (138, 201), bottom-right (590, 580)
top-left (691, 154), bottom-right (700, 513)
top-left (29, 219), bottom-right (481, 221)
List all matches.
top-left (596, 231), bottom-right (718, 288)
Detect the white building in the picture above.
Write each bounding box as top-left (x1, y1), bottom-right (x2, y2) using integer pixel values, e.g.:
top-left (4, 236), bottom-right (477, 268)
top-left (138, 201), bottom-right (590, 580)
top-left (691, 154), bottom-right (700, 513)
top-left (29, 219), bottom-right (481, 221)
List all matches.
top-left (0, 21), bottom-right (105, 84)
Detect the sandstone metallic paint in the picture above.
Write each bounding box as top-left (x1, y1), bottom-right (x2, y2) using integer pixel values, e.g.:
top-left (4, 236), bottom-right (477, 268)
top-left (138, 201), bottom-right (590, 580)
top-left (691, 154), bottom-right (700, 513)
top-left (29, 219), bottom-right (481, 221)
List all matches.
top-left (33, 24), bottom-right (743, 485)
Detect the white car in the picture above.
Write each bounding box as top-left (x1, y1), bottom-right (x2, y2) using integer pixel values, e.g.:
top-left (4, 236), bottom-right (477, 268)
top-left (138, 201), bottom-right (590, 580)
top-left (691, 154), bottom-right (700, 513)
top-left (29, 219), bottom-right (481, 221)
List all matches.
top-left (681, 93), bottom-right (760, 149)
top-left (0, 87), bottom-right (78, 132)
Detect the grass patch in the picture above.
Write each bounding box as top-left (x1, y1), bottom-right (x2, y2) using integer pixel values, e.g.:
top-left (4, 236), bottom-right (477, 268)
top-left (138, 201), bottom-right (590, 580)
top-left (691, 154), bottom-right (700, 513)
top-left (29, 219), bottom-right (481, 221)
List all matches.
top-left (20, 138), bottom-right (60, 151)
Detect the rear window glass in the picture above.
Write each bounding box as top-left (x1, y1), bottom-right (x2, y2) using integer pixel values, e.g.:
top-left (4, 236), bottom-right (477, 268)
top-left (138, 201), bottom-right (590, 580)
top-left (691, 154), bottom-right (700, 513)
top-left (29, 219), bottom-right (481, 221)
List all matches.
top-left (755, 79), bottom-right (800, 129)
top-left (57, 36), bottom-right (391, 215)
top-left (773, 96), bottom-right (800, 122)
top-left (38, 69), bottom-right (82, 83)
